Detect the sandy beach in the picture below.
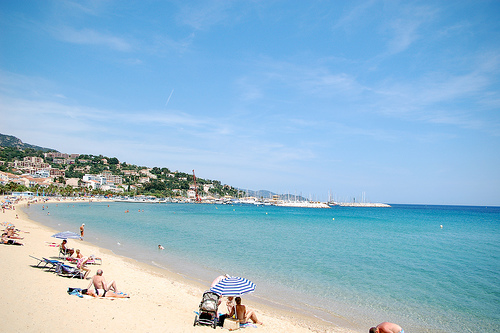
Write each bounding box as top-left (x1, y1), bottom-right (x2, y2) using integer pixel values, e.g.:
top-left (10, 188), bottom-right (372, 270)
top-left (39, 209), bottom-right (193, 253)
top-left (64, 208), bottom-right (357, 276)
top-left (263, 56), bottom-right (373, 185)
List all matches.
top-left (1, 198), bottom-right (357, 333)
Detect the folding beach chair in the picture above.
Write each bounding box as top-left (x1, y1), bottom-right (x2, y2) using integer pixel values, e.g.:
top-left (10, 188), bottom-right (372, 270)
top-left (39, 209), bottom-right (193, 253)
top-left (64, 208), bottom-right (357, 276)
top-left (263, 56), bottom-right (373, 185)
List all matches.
top-left (59, 247), bottom-right (70, 258)
top-left (42, 258), bottom-right (64, 272)
top-left (29, 255), bottom-right (52, 269)
top-left (55, 263), bottom-right (84, 279)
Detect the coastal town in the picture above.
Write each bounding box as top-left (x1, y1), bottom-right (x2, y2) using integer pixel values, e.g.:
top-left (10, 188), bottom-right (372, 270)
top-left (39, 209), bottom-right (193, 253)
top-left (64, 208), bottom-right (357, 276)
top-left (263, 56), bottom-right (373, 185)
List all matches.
top-left (0, 136), bottom-right (389, 208)
top-left (0, 146), bottom-right (239, 200)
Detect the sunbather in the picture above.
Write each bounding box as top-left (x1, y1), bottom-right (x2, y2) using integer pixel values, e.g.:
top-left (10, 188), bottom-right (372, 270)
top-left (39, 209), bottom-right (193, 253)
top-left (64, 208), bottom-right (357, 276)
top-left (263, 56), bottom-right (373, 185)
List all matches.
top-left (5, 228), bottom-right (23, 239)
top-left (87, 269), bottom-right (122, 296)
top-left (85, 288), bottom-right (130, 298)
top-left (229, 297), bottom-right (263, 325)
top-left (1, 233), bottom-right (23, 245)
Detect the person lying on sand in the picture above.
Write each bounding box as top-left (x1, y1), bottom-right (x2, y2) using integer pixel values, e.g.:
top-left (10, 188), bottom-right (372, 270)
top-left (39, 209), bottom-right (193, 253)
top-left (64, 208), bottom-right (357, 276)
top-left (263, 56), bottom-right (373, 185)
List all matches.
top-left (5, 228), bottom-right (23, 239)
top-left (87, 269), bottom-right (124, 297)
top-left (85, 288), bottom-right (130, 298)
top-left (229, 297), bottom-right (263, 325)
top-left (1, 233), bottom-right (23, 245)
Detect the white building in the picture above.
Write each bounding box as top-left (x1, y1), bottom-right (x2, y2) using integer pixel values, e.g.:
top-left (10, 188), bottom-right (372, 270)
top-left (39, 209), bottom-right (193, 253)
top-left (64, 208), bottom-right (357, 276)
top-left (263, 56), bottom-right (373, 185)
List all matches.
top-left (83, 174), bottom-right (107, 186)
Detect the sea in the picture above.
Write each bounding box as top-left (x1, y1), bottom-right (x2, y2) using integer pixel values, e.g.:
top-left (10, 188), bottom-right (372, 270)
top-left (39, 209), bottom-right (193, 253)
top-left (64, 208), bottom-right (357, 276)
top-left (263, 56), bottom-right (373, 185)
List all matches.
top-left (23, 202), bottom-right (500, 332)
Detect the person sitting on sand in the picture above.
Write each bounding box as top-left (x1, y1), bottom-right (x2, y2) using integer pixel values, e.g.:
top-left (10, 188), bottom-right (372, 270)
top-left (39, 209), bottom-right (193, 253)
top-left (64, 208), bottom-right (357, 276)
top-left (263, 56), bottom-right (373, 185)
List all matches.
top-left (229, 297), bottom-right (263, 325)
top-left (1, 233), bottom-right (23, 245)
top-left (225, 296), bottom-right (235, 315)
top-left (60, 240), bottom-right (74, 256)
top-left (369, 322), bottom-right (404, 333)
top-left (87, 269), bottom-right (123, 297)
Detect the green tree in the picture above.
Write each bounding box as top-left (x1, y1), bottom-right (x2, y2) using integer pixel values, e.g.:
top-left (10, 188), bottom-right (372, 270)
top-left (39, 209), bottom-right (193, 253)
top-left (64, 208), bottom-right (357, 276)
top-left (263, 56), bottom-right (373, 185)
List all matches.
top-left (108, 157), bottom-right (119, 165)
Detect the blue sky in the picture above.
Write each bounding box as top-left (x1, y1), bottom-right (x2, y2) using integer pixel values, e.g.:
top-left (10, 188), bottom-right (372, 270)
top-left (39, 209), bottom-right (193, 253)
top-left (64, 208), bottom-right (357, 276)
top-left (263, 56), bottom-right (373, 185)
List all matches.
top-left (1, 1), bottom-right (499, 206)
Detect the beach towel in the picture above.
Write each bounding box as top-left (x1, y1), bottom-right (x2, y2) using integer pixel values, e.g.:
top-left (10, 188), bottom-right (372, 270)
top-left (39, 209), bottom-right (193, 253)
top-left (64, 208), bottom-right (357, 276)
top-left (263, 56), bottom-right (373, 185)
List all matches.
top-left (67, 287), bottom-right (83, 298)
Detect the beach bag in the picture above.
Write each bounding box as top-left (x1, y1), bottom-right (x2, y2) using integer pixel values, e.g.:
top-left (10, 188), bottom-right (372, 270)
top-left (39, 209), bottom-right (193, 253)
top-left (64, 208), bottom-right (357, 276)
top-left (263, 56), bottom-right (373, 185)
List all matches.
top-left (67, 287), bottom-right (82, 293)
top-left (223, 318), bottom-right (239, 330)
top-left (67, 288), bottom-right (83, 298)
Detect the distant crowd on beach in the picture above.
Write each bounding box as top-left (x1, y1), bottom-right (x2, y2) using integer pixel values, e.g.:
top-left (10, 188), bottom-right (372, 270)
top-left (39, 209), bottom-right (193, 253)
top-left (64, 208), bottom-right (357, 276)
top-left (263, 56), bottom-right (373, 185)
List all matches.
top-left (1, 222), bottom-right (25, 246)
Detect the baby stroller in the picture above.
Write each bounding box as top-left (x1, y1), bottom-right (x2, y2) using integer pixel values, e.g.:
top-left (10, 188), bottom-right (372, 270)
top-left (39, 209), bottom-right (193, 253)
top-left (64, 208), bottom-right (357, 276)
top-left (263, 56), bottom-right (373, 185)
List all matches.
top-left (193, 290), bottom-right (220, 329)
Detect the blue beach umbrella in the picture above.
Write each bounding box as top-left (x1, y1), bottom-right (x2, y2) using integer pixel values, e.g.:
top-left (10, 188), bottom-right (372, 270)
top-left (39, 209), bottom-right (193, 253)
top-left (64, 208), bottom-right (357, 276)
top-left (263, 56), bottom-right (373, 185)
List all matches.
top-left (51, 231), bottom-right (81, 240)
top-left (210, 276), bottom-right (256, 296)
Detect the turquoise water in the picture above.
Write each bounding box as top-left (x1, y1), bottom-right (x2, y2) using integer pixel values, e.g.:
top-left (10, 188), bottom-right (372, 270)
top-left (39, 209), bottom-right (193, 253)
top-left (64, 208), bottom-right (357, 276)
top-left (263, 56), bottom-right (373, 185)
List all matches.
top-left (25, 202), bottom-right (500, 332)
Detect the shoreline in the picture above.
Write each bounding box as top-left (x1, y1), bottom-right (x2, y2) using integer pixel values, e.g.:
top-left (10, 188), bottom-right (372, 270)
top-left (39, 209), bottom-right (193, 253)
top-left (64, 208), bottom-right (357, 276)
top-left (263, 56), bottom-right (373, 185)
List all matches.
top-left (1, 197), bottom-right (357, 333)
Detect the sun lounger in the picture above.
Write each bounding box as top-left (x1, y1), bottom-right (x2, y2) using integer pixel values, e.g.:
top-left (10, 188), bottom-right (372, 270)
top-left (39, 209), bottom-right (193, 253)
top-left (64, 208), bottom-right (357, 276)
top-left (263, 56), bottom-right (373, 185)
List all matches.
top-left (87, 255), bottom-right (102, 265)
top-left (42, 257), bottom-right (65, 272)
top-left (66, 255), bottom-right (102, 265)
top-left (30, 255), bottom-right (52, 268)
top-left (55, 263), bottom-right (84, 279)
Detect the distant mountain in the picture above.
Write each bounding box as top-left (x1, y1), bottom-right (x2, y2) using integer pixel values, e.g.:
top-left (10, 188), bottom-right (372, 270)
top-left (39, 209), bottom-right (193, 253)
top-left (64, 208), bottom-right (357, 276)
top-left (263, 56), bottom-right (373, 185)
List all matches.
top-left (0, 133), bottom-right (57, 152)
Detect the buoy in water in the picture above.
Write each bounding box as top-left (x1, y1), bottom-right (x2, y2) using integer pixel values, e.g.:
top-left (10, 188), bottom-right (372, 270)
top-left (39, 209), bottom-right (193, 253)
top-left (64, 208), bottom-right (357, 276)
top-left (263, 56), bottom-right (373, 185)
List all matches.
top-left (440, 225), bottom-right (443, 228)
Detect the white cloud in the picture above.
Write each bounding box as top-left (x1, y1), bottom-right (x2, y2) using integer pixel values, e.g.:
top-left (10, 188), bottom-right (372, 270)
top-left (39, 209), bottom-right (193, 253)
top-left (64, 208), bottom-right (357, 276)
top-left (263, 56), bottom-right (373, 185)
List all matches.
top-left (177, 1), bottom-right (234, 31)
top-left (382, 4), bottom-right (438, 55)
top-left (54, 27), bottom-right (133, 51)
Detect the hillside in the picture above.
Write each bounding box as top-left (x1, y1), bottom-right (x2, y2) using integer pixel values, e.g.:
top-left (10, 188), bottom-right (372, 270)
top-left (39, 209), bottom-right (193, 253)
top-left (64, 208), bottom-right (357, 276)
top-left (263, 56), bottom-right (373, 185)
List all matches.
top-left (0, 133), bottom-right (56, 152)
top-left (0, 133), bottom-right (301, 200)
